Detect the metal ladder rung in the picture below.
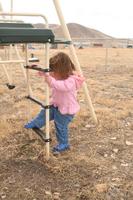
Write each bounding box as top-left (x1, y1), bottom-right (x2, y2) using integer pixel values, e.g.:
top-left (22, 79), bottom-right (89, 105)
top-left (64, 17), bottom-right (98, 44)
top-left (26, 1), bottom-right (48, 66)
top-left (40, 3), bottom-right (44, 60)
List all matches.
top-left (32, 128), bottom-right (51, 143)
top-left (53, 39), bottom-right (72, 44)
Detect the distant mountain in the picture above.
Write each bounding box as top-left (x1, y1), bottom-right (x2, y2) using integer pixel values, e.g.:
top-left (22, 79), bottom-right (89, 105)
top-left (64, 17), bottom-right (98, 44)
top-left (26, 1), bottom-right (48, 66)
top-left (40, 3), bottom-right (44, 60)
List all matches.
top-left (34, 22), bottom-right (112, 39)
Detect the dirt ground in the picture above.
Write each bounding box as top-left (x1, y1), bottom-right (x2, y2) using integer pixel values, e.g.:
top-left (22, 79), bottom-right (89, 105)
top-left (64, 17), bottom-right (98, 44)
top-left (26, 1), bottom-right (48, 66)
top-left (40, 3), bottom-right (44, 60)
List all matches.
top-left (0, 48), bottom-right (133, 200)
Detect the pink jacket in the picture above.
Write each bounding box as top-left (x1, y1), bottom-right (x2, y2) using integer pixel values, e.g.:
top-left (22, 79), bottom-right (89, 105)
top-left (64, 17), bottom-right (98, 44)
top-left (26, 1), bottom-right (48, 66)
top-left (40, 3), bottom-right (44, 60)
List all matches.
top-left (44, 74), bottom-right (85, 114)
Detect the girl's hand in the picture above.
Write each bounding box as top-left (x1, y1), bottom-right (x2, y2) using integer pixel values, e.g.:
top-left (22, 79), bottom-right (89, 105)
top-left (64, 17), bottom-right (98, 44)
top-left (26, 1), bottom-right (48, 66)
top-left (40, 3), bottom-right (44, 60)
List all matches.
top-left (73, 70), bottom-right (83, 77)
top-left (38, 71), bottom-right (45, 77)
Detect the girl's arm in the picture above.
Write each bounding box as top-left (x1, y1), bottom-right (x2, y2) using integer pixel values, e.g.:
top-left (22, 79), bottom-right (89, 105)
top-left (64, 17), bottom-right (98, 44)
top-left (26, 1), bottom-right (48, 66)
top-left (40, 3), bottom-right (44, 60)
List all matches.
top-left (38, 72), bottom-right (75, 92)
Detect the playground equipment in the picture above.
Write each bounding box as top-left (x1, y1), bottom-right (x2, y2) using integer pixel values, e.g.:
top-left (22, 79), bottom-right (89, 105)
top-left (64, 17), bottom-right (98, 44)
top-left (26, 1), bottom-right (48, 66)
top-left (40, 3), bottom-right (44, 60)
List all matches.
top-left (0, 1), bottom-right (31, 89)
top-left (0, 0), bottom-right (97, 160)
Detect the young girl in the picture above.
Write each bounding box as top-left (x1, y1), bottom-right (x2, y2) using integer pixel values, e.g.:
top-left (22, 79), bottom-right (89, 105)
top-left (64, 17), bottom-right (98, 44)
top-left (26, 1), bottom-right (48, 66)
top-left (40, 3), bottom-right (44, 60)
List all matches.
top-left (25, 52), bottom-right (84, 154)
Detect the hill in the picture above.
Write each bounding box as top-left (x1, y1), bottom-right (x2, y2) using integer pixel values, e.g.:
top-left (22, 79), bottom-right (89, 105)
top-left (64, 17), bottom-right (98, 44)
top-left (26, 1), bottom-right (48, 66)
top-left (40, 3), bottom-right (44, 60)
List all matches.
top-left (34, 22), bottom-right (112, 39)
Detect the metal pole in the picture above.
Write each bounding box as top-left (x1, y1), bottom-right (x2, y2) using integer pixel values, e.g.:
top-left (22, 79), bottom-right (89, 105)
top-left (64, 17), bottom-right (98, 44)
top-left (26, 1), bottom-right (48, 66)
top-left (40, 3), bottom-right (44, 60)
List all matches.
top-left (25, 44), bottom-right (30, 95)
top-left (14, 46), bottom-right (27, 79)
top-left (9, 0), bottom-right (13, 85)
top-left (10, 0), bottom-right (13, 20)
top-left (43, 20), bottom-right (50, 160)
top-left (0, 1), bottom-right (5, 18)
top-left (14, 45), bottom-right (33, 95)
top-left (45, 43), bottom-right (50, 160)
top-left (25, 44), bottom-right (32, 120)
top-left (0, 1), bottom-right (12, 84)
top-left (9, 45), bottom-right (13, 85)
top-left (2, 64), bottom-right (12, 82)
top-left (53, 0), bottom-right (97, 124)
top-left (0, 1), bottom-right (3, 10)
top-left (0, 57), bottom-right (12, 83)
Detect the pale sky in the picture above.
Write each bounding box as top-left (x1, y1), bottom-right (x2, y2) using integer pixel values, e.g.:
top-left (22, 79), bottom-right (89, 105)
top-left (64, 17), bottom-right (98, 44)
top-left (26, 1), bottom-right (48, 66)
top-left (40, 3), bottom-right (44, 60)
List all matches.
top-left (0, 0), bottom-right (133, 38)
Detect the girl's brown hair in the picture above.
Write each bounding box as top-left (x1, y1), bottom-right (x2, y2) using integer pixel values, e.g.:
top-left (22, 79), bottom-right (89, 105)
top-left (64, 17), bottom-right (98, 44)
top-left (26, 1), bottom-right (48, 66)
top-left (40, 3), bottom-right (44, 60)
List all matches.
top-left (50, 52), bottom-right (75, 79)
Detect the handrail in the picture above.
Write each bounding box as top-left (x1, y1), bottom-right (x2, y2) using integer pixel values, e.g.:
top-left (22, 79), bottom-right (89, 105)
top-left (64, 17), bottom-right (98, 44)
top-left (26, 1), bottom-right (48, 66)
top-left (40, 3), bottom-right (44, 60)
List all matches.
top-left (0, 19), bottom-right (24, 23)
top-left (0, 12), bottom-right (49, 28)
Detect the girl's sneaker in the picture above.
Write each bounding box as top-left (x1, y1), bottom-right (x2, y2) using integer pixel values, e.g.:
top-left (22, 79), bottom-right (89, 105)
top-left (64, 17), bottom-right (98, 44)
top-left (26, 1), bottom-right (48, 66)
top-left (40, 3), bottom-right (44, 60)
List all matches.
top-left (52, 144), bottom-right (70, 155)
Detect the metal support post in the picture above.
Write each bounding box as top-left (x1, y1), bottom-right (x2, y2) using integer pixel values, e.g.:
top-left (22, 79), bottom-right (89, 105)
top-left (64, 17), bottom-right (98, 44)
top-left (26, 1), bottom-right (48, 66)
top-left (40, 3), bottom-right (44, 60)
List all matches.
top-left (53, 0), bottom-right (97, 124)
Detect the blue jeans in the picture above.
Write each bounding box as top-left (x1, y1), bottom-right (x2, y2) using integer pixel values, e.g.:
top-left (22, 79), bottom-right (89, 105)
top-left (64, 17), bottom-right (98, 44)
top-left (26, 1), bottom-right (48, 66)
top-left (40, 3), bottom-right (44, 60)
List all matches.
top-left (26, 106), bottom-right (74, 146)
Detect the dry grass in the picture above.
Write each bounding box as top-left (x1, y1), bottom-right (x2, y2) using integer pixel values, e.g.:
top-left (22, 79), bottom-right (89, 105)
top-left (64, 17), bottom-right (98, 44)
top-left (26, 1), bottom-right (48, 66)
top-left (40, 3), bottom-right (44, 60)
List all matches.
top-left (0, 48), bottom-right (133, 200)
top-left (0, 118), bottom-right (12, 138)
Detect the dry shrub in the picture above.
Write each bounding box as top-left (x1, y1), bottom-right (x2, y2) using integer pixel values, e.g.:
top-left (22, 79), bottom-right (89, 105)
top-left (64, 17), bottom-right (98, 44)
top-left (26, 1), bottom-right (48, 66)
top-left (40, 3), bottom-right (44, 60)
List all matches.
top-left (130, 123), bottom-right (133, 130)
top-left (116, 100), bottom-right (133, 111)
top-left (0, 118), bottom-right (12, 138)
top-left (114, 100), bottom-right (133, 119)
top-left (95, 97), bottom-right (116, 108)
top-left (116, 109), bottom-right (132, 120)
top-left (96, 107), bottom-right (120, 131)
top-left (14, 100), bottom-right (27, 109)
